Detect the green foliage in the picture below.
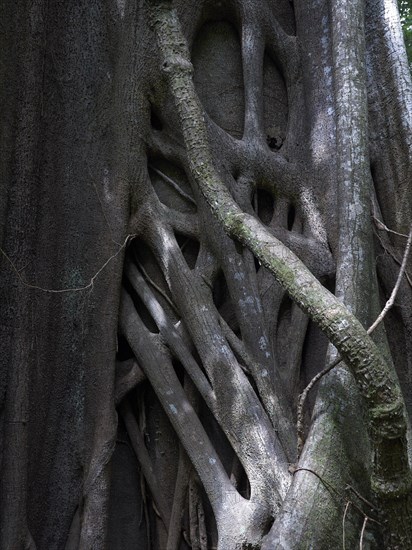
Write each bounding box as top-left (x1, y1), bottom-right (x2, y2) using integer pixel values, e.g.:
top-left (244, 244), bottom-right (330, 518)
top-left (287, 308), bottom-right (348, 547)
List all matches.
top-left (398, 0), bottom-right (412, 68)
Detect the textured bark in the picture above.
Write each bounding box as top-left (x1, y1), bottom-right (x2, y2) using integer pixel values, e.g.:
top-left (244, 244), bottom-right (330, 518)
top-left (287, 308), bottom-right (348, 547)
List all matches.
top-left (150, 2), bottom-right (411, 547)
top-left (1, 0), bottom-right (411, 549)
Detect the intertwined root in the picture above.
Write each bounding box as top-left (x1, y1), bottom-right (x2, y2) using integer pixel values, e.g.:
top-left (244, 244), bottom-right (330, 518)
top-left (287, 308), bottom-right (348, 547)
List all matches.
top-left (115, 3), bottom-right (336, 547)
top-left (115, 0), bottom-right (412, 547)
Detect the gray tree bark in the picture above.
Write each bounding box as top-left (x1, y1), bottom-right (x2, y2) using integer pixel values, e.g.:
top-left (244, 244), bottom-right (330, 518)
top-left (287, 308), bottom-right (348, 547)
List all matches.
top-left (1, 0), bottom-right (411, 549)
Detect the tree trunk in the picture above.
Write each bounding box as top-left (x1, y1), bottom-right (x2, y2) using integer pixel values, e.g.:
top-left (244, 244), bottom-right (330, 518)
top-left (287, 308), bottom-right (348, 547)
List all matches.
top-left (1, 0), bottom-right (411, 549)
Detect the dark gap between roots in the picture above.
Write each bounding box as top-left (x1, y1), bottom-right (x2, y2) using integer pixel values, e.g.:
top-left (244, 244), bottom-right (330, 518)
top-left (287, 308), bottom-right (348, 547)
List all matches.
top-left (123, 276), bottom-right (160, 334)
top-left (252, 188), bottom-right (275, 226)
top-left (131, 239), bottom-right (176, 314)
top-left (117, 333), bottom-right (135, 361)
top-left (199, 402), bottom-right (251, 500)
top-left (287, 204), bottom-right (296, 230)
top-left (300, 320), bottom-right (330, 413)
top-left (175, 232), bottom-right (200, 269)
top-left (149, 159), bottom-right (196, 213)
top-left (172, 357), bottom-right (186, 386)
top-left (213, 270), bottom-right (239, 333)
top-left (150, 108), bottom-right (163, 131)
top-left (254, 255), bottom-right (261, 272)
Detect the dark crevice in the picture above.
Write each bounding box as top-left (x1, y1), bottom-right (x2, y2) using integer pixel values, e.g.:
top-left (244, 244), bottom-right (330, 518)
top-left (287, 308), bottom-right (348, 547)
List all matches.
top-left (199, 403), bottom-right (250, 498)
top-left (175, 232), bottom-right (200, 269)
top-left (266, 134), bottom-right (284, 151)
top-left (150, 108), bottom-right (163, 131)
top-left (123, 276), bottom-right (159, 334)
top-left (194, 1), bottom-right (241, 36)
top-left (196, 482), bottom-right (218, 550)
top-left (287, 204), bottom-right (296, 230)
top-left (149, 159), bottom-right (196, 213)
top-left (212, 271), bottom-right (238, 332)
top-left (116, 334), bottom-right (135, 361)
top-left (212, 270), bottom-right (227, 310)
top-left (300, 320), bottom-right (329, 409)
top-left (254, 255), bottom-right (261, 272)
top-left (261, 515), bottom-right (275, 537)
top-left (131, 239), bottom-right (173, 305)
top-left (172, 357), bottom-right (186, 386)
top-left (234, 240), bottom-right (243, 255)
top-left (230, 455), bottom-right (251, 501)
top-left (126, 383), bottom-right (148, 437)
top-left (277, 294), bottom-right (293, 326)
top-left (253, 188), bottom-right (275, 226)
